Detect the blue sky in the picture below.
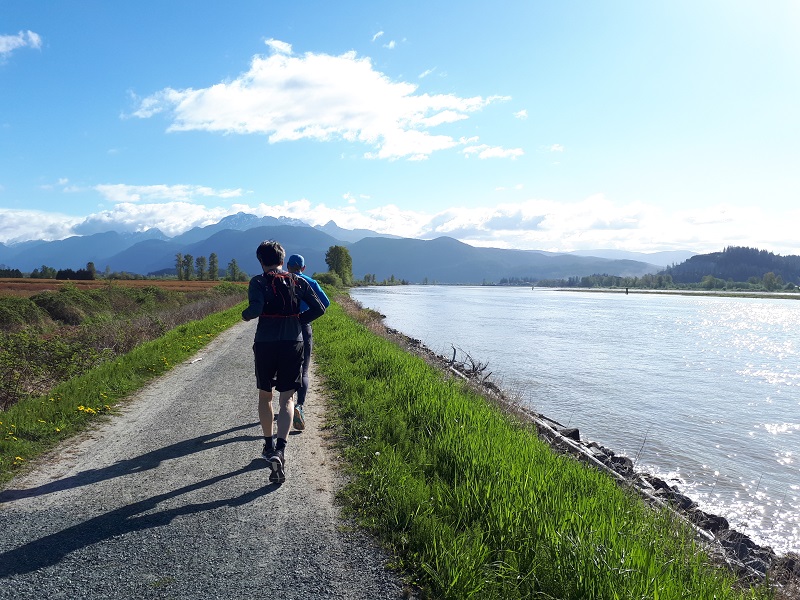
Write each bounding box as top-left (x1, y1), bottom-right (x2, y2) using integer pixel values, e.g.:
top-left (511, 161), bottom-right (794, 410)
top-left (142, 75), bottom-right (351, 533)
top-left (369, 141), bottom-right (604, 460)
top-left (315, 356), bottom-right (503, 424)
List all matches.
top-left (2, 1), bottom-right (799, 255)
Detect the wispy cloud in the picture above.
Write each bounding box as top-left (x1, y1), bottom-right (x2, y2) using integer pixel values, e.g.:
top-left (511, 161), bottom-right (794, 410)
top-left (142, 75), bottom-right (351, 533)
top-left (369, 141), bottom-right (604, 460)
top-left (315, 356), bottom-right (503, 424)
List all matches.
top-left (371, 31), bottom-right (384, 42)
top-left (130, 41), bottom-right (512, 161)
top-left (0, 30), bottom-right (42, 61)
top-left (419, 68), bottom-right (436, 79)
top-left (549, 143), bottom-right (564, 152)
top-left (514, 109), bottom-right (528, 120)
top-left (94, 184), bottom-right (245, 203)
top-left (463, 144), bottom-right (524, 159)
top-left (383, 40), bottom-right (396, 49)
top-left (264, 38), bottom-right (292, 55)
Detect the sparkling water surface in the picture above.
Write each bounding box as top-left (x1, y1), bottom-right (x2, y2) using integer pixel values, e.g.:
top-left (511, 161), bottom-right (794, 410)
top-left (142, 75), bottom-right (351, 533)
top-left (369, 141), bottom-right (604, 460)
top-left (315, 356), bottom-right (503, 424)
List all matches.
top-left (350, 286), bottom-right (800, 555)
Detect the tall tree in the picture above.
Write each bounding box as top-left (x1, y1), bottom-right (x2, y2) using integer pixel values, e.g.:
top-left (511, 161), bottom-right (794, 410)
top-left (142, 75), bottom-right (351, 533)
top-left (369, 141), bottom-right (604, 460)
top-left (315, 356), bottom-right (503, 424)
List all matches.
top-left (209, 253), bottom-right (219, 281)
top-left (86, 262), bottom-right (97, 280)
top-left (762, 272), bottom-right (782, 291)
top-left (195, 256), bottom-right (208, 280)
top-left (226, 258), bottom-right (241, 282)
top-left (30, 265), bottom-right (57, 279)
top-left (183, 254), bottom-right (194, 280)
top-left (325, 245), bottom-right (353, 285)
top-left (175, 253), bottom-right (184, 280)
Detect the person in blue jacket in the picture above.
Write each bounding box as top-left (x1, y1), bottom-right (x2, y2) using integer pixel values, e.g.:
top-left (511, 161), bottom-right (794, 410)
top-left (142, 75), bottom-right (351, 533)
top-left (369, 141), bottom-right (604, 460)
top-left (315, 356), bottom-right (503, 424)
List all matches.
top-left (286, 253), bottom-right (330, 431)
top-left (242, 241), bottom-right (326, 483)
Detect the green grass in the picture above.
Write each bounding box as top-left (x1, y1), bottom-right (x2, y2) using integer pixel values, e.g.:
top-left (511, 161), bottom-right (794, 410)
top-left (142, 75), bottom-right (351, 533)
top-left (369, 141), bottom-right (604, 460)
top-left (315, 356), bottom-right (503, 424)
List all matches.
top-left (313, 300), bottom-right (772, 600)
top-left (0, 301), bottom-right (246, 483)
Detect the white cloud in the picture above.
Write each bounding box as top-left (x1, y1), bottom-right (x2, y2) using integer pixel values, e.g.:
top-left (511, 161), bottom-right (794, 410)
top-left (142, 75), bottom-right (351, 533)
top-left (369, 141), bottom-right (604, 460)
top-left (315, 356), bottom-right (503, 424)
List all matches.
top-left (514, 109), bottom-right (528, 120)
top-left (419, 68), bottom-right (436, 79)
top-left (0, 208), bottom-right (82, 243)
top-left (549, 144), bottom-right (564, 152)
top-left (372, 31), bottom-right (384, 42)
top-left (264, 38), bottom-right (292, 55)
top-left (383, 40), bottom-right (396, 49)
top-left (131, 41), bottom-right (509, 160)
top-left (463, 144), bottom-right (524, 159)
top-left (93, 183), bottom-right (244, 203)
top-left (0, 30), bottom-right (42, 60)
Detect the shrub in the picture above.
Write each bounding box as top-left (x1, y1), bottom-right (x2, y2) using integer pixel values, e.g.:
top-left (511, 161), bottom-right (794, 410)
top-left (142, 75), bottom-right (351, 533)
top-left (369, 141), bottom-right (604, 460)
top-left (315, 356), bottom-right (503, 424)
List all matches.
top-left (30, 283), bottom-right (108, 325)
top-left (314, 271), bottom-right (344, 288)
top-left (213, 281), bottom-right (247, 296)
top-left (0, 297), bottom-right (51, 333)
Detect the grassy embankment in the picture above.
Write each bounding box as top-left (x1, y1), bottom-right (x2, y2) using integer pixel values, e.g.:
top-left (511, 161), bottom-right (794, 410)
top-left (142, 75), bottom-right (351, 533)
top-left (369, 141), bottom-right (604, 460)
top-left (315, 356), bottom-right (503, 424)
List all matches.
top-left (312, 298), bottom-right (773, 600)
top-left (0, 280), bottom-right (246, 482)
top-left (0, 287), bottom-right (776, 598)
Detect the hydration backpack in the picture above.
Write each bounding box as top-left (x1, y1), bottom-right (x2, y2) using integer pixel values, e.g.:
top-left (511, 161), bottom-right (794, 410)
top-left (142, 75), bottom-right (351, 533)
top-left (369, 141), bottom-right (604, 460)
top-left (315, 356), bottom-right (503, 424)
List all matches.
top-left (258, 270), bottom-right (301, 318)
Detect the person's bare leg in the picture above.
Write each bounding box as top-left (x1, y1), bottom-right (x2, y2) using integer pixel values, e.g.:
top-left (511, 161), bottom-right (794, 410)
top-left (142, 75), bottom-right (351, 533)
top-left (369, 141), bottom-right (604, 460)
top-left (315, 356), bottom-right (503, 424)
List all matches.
top-left (276, 389), bottom-right (295, 442)
top-left (258, 389), bottom-right (274, 439)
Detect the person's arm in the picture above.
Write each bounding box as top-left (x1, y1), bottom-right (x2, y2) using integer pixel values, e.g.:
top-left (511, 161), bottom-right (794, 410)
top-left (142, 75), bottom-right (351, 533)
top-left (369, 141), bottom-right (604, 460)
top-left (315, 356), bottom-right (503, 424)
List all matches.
top-left (308, 278), bottom-right (330, 309)
top-left (298, 281), bottom-right (326, 324)
top-left (241, 277), bottom-right (264, 321)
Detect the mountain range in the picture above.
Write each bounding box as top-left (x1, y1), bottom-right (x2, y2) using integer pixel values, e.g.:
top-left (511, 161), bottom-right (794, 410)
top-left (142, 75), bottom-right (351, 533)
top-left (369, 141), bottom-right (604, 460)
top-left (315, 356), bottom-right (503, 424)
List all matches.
top-left (0, 213), bottom-right (691, 284)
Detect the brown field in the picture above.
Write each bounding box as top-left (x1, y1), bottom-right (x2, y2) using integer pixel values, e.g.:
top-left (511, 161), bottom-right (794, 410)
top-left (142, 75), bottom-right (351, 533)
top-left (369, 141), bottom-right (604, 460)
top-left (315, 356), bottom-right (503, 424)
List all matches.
top-left (0, 278), bottom-right (245, 298)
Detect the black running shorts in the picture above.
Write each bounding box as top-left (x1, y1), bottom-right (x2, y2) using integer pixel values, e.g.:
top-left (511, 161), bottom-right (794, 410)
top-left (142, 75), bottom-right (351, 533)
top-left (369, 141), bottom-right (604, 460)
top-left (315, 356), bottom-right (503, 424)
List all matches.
top-left (253, 341), bottom-right (304, 392)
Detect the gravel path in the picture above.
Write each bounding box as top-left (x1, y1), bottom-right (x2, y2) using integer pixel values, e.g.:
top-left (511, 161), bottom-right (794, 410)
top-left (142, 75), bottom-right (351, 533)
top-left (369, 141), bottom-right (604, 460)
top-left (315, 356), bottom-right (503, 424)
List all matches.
top-left (0, 320), bottom-right (411, 599)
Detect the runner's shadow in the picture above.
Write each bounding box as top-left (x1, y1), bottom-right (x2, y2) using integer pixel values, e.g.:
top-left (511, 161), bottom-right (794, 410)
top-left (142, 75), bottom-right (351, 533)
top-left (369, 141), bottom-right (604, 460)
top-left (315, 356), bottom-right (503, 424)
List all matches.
top-left (0, 459), bottom-right (276, 577)
top-left (0, 422), bottom-right (262, 503)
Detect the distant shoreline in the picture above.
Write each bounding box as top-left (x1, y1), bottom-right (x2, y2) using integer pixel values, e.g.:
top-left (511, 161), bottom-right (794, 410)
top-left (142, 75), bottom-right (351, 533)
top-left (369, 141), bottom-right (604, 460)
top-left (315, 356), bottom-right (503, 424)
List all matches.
top-left (552, 287), bottom-right (800, 300)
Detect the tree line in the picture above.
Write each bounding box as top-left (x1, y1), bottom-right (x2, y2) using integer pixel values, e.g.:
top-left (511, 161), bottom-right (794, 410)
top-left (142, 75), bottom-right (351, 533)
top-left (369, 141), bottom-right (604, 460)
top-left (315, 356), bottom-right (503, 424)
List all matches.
top-left (1, 244), bottom-right (358, 288)
top-left (174, 252), bottom-right (224, 281)
top-left (663, 246), bottom-right (800, 285)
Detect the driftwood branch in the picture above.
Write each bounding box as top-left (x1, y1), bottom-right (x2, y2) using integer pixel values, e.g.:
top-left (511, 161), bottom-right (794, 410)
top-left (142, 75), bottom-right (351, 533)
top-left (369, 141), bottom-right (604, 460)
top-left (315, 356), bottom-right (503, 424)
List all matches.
top-left (449, 345), bottom-right (492, 383)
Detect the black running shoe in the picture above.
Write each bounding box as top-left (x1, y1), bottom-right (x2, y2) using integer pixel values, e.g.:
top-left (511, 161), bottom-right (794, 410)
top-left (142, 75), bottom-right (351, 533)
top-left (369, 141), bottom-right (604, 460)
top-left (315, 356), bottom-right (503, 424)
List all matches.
top-left (261, 441), bottom-right (273, 461)
top-left (268, 449), bottom-right (285, 483)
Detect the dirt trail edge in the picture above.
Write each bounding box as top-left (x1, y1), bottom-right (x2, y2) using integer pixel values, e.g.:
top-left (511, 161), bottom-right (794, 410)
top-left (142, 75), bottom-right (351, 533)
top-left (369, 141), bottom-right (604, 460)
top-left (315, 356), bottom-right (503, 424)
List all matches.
top-left (0, 320), bottom-right (411, 600)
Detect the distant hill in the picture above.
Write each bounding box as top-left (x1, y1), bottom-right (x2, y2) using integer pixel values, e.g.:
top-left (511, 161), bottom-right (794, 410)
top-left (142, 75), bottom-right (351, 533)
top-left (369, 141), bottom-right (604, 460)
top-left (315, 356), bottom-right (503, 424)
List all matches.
top-left (313, 220), bottom-right (401, 243)
top-left (0, 214), bottom-right (663, 283)
top-left (569, 249), bottom-right (696, 268)
top-left (663, 246), bottom-right (800, 284)
top-left (6, 231), bottom-right (167, 273)
top-left (349, 236), bottom-right (660, 284)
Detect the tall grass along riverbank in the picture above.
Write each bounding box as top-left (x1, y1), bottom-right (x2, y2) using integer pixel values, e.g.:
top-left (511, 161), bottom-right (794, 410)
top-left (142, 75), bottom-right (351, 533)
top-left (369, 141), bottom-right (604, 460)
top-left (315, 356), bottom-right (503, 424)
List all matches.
top-left (312, 297), bottom-right (778, 599)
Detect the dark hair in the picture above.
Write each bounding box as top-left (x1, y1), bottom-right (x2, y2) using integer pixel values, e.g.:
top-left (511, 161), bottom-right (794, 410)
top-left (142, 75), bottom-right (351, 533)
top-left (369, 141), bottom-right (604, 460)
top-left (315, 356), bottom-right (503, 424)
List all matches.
top-left (256, 240), bottom-right (285, 267)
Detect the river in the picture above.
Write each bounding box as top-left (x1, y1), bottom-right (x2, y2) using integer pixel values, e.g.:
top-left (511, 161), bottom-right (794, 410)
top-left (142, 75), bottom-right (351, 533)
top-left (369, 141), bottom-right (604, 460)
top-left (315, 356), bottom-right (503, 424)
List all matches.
top-left (349, 285), bottom-right (800, 555)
